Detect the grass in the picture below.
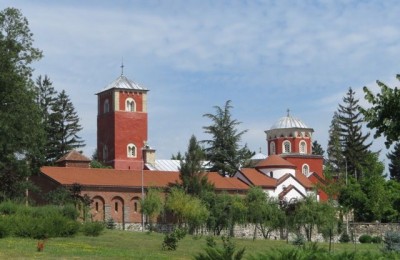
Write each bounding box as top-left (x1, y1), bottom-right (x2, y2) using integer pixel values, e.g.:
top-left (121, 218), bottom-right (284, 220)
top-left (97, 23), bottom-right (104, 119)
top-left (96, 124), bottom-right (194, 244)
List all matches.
top-left (0, 230), bottom-right (386, 259)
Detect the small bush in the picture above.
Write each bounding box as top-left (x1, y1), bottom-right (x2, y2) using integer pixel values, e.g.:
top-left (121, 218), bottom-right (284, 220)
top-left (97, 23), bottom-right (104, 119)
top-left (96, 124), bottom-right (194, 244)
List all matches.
top-left (371, 236), bottom-right (382, 244)
top-left (0, 219), bottom-right (10, 238)
top-left (81, 221), bottom-right (105, 237)
top-left (292, 234), bottom-right (305, 246)
top-left (339, 232), bottom-right (351, 243)
top-left (0, 201), bottom-right (19, 215)
top-left (359, 234), bottom-right (372, 244)
top-left (162, 228), bottom-right (186, 251)
top-left (194, 236), bottom-right (245, 260)
top-left (105, 218), bottom-right (116, 229)
top-left (384, 231), bottom-right (400, 252)
top-left (61, 204), bottom-right (79, 220)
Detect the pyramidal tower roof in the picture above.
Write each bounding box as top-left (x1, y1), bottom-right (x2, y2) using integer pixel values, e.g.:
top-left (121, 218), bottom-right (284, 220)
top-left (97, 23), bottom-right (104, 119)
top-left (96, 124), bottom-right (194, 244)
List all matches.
top-left (97, 74), bottom-right (148, 94)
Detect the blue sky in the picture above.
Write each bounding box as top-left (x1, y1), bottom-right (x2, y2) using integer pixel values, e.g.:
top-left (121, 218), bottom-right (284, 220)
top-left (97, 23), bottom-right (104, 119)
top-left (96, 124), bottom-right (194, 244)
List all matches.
top-left (2, 1), bottom-right (400, 171)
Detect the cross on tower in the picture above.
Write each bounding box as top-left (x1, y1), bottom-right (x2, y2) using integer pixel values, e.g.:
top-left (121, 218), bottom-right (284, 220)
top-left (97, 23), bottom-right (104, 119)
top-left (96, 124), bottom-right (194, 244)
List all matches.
top-left (287, 108), bottom-right (290, 117)
top-left (120, 59), bottom-right (124, 76)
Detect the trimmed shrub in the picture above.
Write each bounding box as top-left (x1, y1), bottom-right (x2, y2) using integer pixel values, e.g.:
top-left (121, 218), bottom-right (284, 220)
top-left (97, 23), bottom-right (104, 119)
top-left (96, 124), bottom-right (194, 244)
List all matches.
top-left (339, 232), bottom-right (351, 243)
top-left (359, 234), bottom-right (372, 244)
top-left (81, 221), bottom-right (105, 237)
top-left (384, 231), bottom-right (400, 252)
top-left (372, 236), bottom-right (382, 244)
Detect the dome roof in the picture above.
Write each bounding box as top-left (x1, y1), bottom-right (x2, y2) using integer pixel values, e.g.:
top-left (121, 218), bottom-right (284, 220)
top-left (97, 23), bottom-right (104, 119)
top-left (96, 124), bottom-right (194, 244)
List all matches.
top-left (270, 114), bottom-right (308, 130)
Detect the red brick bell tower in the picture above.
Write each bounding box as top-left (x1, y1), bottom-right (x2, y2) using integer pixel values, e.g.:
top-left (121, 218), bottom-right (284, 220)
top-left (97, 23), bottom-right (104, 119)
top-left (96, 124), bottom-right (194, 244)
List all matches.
top-left (96, 72), bottom-right (148, 170)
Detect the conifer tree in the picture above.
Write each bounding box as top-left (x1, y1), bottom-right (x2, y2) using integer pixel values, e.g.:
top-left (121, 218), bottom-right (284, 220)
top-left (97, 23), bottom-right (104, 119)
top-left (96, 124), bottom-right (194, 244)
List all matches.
top-left (387, 142), bottom-right (400, 182)
top-left (35, 75), bottom-right (58, 164)
top-left (311, 140), bottom-right (325, 156)
top-left (47, 90), bottom-right (85, 162)
top-left (202, 100), bottom-right (253, 176)
top-left (327, 112), bottom-right (345, 174)
top-left (180, 135), bottom-right (213, 196)
top-left (337, 87), bottom-right (372, 180)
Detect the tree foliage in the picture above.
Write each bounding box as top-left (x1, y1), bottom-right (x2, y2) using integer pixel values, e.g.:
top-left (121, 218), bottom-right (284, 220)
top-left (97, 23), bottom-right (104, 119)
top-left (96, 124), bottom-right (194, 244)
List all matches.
top-left (361, 75), bottom-right (400, 148)
top-left (311, 140), bottom-right (325, 156)
top-left (0, 7), bottom-right (44, 200)
top-left (202, 100), bottom-right (254, 176)
top-left (140, 188), bottom-right (163, 229)
top-left (180, 135), bottom-right (213, 196)
top-left (47, 90), bottom-right (85, 162)
top-left (337, 87), bottom-right (372, 180)
top-left (387, 142), bottom-right (400, 182)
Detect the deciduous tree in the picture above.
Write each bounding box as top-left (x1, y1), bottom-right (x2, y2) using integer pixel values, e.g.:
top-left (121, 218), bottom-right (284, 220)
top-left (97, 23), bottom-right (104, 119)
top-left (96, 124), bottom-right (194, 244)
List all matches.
top-left (361, 75), bottom-right (400, 148)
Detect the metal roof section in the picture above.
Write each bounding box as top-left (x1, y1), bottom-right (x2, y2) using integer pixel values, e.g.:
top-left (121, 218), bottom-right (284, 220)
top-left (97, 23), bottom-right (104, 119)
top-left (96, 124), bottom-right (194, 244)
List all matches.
top-left (270, 115), bottom-right (308, 129)
top-left (251, 153), bottom-right (267, 160)
top-left (146, 160), bottom-right (212, 172)
top-left (99, 75), bottom-right (148, 93)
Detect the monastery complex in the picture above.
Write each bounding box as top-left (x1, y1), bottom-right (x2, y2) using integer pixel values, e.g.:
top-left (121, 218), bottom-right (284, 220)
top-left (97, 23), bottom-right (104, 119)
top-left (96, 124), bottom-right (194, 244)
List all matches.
top-left (32, 73), bottom-right (327, 227)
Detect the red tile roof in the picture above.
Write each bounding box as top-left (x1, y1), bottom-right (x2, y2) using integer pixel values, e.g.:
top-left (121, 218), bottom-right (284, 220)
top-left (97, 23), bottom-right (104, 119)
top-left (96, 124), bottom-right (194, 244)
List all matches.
top-left (40, 167), bottom-right (249, 191)
top-left (278, 185), bottom-right (306, 200)
top-left (256, 155), bottom-right (296, 169)
top-left (238, 168), bottom-right (277, 187)
top-left (206, 172), bottom-right (250, 191)
top-left (56, 150), bottom-right (90, 163)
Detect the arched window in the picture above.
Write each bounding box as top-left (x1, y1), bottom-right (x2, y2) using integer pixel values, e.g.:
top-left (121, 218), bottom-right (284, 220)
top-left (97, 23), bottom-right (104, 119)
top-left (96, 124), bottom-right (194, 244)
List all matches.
top-left (102, 145), bottom-right (108, 161)
top-left (115, 202), bottom-right (118, 212)
top-left (125, 98), bottom-right (136, 112)
top-left (299, 141), bottom-right (307, 154)
top-left (283, 141), bottom-right (291, 153)
top-left (270, 141), bottom-right (276, 155)
top-left (95, 202), bottom-right (99, 212)
top-left (127, 143), bottom-right (137, 158)
top-left (134, 202), bottom-right (138, 212)
top-left (103, 99), bottom-right (110, 113)
top-left (302, 164), bottom-right (309, 176)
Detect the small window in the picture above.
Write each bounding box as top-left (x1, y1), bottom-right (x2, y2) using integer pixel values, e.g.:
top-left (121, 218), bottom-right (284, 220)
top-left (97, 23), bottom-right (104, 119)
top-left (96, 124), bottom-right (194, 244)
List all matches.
top-left (134, 202), bottom-right (138, 212)
top-left (283, 141), bottom-right (291, 153)
top-left (270, 171), bottom-right (273, 178)
top-left (127, 143), bottom-right (137, 158)
top-left (103, 99), bottom-right (110, 113)
top-left (95, 202), bottom-right (99, 212)
top-left (302, 164), bottom-right (309, 176)
top-left (300, 141), bottom-right (307, 154)
top-left (115, 202), bottom-right (118, 212)
top-left (270, 141), bottom-right (276, 155)
top-left (126, 98), bottom-right (136, 112)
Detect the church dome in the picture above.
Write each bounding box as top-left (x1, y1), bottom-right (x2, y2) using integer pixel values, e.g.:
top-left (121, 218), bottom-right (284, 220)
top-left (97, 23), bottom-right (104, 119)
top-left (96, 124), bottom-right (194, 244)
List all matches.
top-left (270, 112), bottom-right (308, 130)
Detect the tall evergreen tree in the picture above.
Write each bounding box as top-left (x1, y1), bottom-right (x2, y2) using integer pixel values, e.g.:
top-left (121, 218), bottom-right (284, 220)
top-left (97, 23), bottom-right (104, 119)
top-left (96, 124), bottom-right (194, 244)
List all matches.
top-left (0, 8), bottom-right (44, 200)
top-left (326, 112), bottom-right (345, 175)
top-left (202, 100), bottom-right (253, 177)
top-left (47, 90), bottom-right (85, 162)
top-left (35, 75), bottom-right (58, 164)
top-left (180, 135), bottom-right (213, 196)
top-left (337, 87), bottom-right (372, 180)
top-left (387, 142), bottom-right (400, 182)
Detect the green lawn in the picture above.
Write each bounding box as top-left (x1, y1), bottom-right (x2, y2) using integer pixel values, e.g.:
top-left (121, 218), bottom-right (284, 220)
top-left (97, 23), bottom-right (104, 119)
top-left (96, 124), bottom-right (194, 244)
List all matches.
top-left (0, 230), bottom-right (385, 259)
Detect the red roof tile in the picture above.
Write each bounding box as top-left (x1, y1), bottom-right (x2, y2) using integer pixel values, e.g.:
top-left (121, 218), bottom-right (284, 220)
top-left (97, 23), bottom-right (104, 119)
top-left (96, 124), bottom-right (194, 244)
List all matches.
top-left (256, 155), bottom-right (296, 169)
top-left (40, 167), bottom-right (249, 191)
top-left (276, 172), bottom-right (313, 190)
top-left (239, 168), bottom-right (277, 187)
top-left (278, 185), bottom-right (306, 200)
top-left (56, 150), bottom-right (90, 163)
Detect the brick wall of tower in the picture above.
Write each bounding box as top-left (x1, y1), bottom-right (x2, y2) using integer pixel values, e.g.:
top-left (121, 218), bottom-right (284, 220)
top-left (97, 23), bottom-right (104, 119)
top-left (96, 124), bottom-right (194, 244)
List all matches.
top-left (269, 137), bottom-right (312, 155)
top-left (97, 92), bottom-right (116, 164)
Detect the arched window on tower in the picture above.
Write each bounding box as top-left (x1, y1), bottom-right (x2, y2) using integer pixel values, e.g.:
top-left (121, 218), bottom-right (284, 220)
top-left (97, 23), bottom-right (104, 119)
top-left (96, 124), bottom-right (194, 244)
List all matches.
top-left (126, 98), bottom-right (136, 112)
top-left (102, 145), bottom-right (108, 161)
top-left (302, 164), bottom-right (309, 176)
top-left (127, 143), bottom-right (137, 158)
top-left (270, 141), bottom-right (276, 155)
top-left (299, 141), bottom-right (307, 154)
top-left (103, 99), bottom-right (110, 113)
top-left (283, 141), bottom-right (291, 153)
